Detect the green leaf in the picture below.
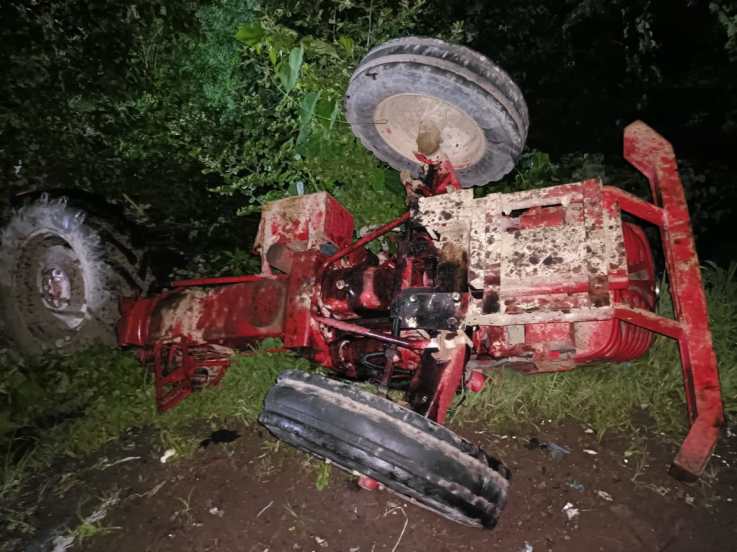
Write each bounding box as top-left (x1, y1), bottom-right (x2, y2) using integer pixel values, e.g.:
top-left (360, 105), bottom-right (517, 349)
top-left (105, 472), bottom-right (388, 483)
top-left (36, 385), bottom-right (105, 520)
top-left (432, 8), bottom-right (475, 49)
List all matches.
top-left (235, 22), bottom-right (266, 47)
top-left (276, 61), bottom-right (292, 92)
top-left (288, 45), bottom-right (304, 83)
top-left (266, 26), bottom-right (298, 53)
top-left (68, 95), bottom-right (97, 113)
top-left (303, 36), bottom-right (339, 58)
top-left (277, 45), bottom-right (303, 94)
top-left (338, 35), bottom-right (354, 57)
top-left (297, 91), bottom-right (321, 146)
top-left (268, 45), bottom-right (278, 66)
top-left (328, 100), bottom-right (340, 130)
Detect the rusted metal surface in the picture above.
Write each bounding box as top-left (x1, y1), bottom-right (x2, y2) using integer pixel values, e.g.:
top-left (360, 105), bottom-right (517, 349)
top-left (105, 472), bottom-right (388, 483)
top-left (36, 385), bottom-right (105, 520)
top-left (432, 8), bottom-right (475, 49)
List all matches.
top-left (118, 121), bottom-right (722, 479)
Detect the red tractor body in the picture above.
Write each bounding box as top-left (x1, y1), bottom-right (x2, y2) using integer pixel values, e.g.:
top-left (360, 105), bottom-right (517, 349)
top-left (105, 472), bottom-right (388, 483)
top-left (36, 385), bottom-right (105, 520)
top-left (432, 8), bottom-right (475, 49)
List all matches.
top-left (118, 121), bottom-right (723, 481)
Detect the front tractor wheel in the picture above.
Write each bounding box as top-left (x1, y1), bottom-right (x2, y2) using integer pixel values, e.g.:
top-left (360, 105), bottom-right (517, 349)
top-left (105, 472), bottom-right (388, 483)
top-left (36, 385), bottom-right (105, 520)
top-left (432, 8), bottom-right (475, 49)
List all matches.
top-left (345, 36), bottom-right (529, 186)
top-left (0, 195), bottom-right (150, 355)
top-left (259, 370), bottom-right (510, 528)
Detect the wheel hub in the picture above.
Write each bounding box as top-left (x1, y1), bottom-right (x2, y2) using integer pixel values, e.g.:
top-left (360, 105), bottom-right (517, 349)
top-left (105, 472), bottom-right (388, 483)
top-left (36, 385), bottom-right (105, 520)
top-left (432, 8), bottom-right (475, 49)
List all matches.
top-left (373, 93), bottom-right (486, 168)
top-left (15, 232), bottom-right (87, 339)
top-left (40, 266), bottom-right (72, 309)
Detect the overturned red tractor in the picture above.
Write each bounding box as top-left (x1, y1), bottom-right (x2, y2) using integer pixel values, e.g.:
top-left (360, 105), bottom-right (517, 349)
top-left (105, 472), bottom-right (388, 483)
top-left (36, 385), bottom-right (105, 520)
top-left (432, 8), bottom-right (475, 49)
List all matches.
top-left (117, 38), bottom-right (723, 528)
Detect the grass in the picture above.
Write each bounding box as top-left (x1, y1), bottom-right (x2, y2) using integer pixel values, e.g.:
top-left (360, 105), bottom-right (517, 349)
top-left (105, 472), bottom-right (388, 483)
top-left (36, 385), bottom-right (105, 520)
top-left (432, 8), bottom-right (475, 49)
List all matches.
top-left (0, 342), bottom-right (310, 516)
top-left (172, 487), bottom-right (196, 526)
top-left (1, 445), bottom-right (31, 499)
top-left (73, 519), bottom-right (119, 543)
top-left (313, 459), bottom-right (333, 491)
top-left (455, 353), bottom-right (683, 438)
top-left (2, 341), bottom-right (309, 455)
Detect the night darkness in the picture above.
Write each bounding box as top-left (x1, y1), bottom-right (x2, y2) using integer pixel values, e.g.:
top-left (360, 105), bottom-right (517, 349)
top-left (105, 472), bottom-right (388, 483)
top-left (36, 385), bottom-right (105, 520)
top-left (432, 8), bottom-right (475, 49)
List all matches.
top-left (438, 1), bottom-right (737, 263)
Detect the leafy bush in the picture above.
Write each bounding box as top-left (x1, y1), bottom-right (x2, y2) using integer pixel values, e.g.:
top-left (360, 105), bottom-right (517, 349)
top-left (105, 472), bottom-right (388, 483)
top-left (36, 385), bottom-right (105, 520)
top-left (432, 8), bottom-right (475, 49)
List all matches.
top-left (112, 0), bottom-right (429, 229)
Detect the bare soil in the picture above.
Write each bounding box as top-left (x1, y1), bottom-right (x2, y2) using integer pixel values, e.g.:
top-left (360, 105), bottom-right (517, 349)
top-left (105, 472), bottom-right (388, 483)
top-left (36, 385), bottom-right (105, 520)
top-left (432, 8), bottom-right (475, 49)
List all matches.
top-left (7, 420), bottom-right (737, 552)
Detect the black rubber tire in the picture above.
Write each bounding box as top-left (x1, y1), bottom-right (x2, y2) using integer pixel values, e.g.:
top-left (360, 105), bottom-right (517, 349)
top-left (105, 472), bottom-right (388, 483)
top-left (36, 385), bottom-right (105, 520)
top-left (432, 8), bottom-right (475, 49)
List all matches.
top-left (345, 37), bottom-right (528, 186)
top-left (259, 370), bottom-right (510, 528)
top-left (0, 195), bottom-right (151, 355)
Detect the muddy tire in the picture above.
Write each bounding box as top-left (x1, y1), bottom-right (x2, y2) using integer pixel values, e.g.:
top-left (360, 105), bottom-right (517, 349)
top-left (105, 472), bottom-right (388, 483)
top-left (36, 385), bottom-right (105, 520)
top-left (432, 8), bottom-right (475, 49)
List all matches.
top-left (259, 370), bottom-right (510, 528)
top-left (0, 195), bottom-right (150, 355)
top-left (345, 36), bottom-right (528, 186)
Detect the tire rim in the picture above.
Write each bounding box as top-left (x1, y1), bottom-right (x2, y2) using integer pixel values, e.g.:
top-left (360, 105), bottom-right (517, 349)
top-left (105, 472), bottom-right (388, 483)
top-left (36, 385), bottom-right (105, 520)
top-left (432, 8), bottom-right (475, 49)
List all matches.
top-left (373, 93), bottom-right (486, 168)
top-left (15, 232), bottom-right (86, 343)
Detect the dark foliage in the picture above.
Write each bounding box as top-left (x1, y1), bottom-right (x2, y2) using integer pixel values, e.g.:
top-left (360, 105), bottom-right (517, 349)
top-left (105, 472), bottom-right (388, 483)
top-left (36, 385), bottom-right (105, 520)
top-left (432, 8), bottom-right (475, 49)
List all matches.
top-left (1, 0), bottom-right (736, 264)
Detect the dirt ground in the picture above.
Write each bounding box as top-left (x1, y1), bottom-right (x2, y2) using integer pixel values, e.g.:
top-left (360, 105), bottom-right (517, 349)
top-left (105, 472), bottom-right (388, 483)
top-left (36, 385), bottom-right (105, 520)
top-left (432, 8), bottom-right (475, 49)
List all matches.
top-left (8, 419), bottom-right (737, 552)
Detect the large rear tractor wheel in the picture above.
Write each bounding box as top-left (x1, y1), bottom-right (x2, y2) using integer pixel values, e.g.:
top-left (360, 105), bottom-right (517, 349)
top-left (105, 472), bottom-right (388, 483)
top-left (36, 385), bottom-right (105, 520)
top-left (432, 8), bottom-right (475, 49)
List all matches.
top-left (345, 37), bottom-right (528, 186)
top-left (0, 195), bottom-right (150, 355)
top-left (259, 370), bottom-right (510, 528)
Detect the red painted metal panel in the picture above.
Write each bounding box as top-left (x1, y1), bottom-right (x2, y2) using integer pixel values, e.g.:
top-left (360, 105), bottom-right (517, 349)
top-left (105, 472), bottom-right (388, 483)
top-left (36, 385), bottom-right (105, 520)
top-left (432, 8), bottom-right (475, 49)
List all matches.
top-left (428, 344), bottom-right (466, 424)
top-left (624, 121), bottom-right (724, 478)
top-left (172, 275), bottom-right (285, 288)
top-left (145, 279), bottom-right (287, 347)
top-left (255, 192), bottom-right (355, 274)
top-left (283, 251), bottom-right (321, 348)
top-left (151, 341), bottom-right (230, 412)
